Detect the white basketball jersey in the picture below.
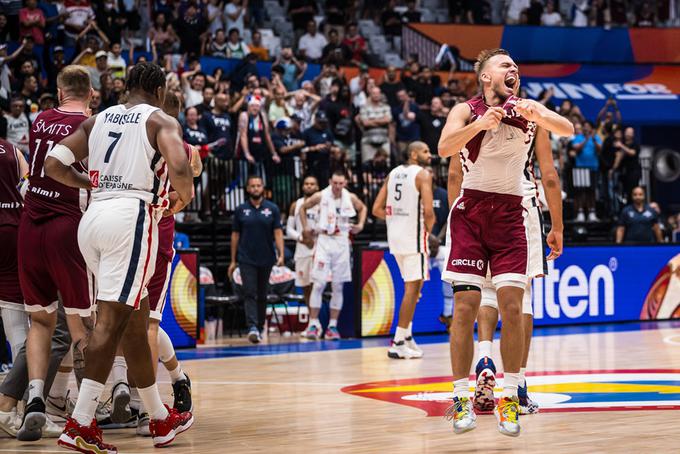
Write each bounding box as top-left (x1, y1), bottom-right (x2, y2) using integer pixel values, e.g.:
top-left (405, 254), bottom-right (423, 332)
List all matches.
top-left (87, 104), bottom-right (169, 207)
top-left (293, 197), bottom-right (319, 259)
top-left (386, 164), bottom-right (428, 255)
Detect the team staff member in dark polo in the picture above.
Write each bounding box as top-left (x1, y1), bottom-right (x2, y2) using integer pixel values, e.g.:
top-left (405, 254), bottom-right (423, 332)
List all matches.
top-left (615, 186), bottom-right (663, 244)
top-left (229, 175), bottom-right (284, 343)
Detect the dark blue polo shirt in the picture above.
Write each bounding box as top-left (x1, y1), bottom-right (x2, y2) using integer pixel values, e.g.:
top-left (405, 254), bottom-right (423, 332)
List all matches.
top-left (233, 199), bottom-right (282, 267)
top-left (618, 203), bottom-right (658, 243)
top-left (432, 186), bottom-right (449, 236)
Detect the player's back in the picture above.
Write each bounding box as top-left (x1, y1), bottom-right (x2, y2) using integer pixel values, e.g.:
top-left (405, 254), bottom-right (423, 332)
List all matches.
top-left (24, 108), bottom-right (88, 221)
top-left (88, 103), bottom-right (169, 208)
top-left (386, 164), bottom-right (428, 255)
top-left (461, 95), bottom-right (537, 197)
top-left (0, 138), bottom-right (22, 227)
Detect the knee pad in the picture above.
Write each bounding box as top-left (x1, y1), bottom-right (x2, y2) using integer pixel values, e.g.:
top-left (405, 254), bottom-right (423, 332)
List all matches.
top-left (522, 281), bottom-right (533, 316)
top-left (480, 284), bottom-right (498, 310)
top-left (329, 282), bottom-right (343, 311)
top-left (157, 326), bottom-right (175, 363)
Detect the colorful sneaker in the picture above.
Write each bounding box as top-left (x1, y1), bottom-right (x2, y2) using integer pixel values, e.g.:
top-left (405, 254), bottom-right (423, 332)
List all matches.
top-left (387, 341), bottom-right (419, 359)
top-left (404, 336), bottom-right (423, 358)
top-left (57, 418), bottom-right (117, 454)
top-left (473, 357), bottom-right (497, 413)
top-left (518, 382), bottom-right (539, 415)
top-left (110, 382), bottom-right (131, 424)
top-left (149, 405), bottom-right (194, 448)
top-left (303, 325), bottom-right (321, 340)
top-left (445, 397), bottom-right (477, 434)
top-left (324, 326), bottom-right (341, 341)
top-left (47, 391), bottom-right (76, 420)
top-left (136, 413), bottom-right (150, 437)
top-left (172, 374), bottom-right (193, 413)
top-left (495, 396), bottom-right (521, 437)
top-left (17, 397), bottom-right (46, 441)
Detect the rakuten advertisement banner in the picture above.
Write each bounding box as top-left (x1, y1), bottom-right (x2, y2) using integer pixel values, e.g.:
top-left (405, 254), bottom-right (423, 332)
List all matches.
top-left (531, 245), bottom-right (680, 325)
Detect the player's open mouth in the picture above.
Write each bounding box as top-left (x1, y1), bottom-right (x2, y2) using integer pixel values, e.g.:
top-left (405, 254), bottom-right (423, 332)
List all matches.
top-left (504, 75), bottom-right (517, 89)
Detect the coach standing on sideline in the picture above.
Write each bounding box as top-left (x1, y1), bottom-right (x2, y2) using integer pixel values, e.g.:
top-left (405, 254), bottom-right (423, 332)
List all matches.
top-left (229, 175), bottom-right (284, 344)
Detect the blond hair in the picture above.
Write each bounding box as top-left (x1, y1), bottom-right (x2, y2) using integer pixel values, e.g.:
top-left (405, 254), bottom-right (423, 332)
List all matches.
top-left (57, 65), bottom-right (92, 100)
top-left (474, 48), bottom-right (510, 84)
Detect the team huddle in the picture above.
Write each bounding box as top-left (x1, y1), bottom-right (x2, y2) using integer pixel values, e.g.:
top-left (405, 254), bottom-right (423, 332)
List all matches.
top-left (0, 63), bottom-right (199, 454)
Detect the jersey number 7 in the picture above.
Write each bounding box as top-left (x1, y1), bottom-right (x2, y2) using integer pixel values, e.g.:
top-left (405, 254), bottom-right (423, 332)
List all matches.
top-left (104, 131), bottom-right (122, 163)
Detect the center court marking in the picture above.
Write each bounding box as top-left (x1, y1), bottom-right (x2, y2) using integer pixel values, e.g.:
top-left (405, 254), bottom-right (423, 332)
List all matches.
top-left (663, 334), bottom-right (680, 345)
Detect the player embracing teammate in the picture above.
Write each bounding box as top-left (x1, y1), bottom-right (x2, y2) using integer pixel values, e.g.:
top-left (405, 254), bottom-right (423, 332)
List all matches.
top-left (439, 48), bottom-right (571, 437)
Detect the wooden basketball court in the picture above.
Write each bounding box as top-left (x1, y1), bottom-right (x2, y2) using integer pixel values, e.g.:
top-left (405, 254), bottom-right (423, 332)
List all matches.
top-left (3, 321), bottom-right (680, 453)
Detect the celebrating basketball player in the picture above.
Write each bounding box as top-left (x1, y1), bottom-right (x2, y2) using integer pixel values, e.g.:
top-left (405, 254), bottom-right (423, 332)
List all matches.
top-left (372, 141), bottom-right (435, 359)
top-left (17, 66), bottom-right (94, 442)
top-left (45, 62), bottom-right (194, 453)
top-left (287, 175), bottom-right (320, 308)
top-left (438, 48), bottom-right (571, 436)
top-left (299, 170), bottom-right (367, 340)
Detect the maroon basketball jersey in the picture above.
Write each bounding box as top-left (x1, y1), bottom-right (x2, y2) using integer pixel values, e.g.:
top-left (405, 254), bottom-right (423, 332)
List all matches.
top-left (24, 108), bottom-right (88, 221)
top-left (0, 139), bottom-right (23, 227)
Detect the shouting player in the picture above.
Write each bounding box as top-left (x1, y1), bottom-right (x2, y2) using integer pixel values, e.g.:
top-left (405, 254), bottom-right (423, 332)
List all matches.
top-left (46, 62), bottom-right (194, 453)
top-left (372, 141), bottom-right (435, 359)
top-left (438, 48), bottom-right (571, 437)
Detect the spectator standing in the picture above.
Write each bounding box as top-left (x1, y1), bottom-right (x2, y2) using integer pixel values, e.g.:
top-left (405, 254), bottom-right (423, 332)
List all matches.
top-left (238, 96), bottom-right (280, 178)
top-left (616, 186), bottom-right (663, 243)
top-left (287, 0), bottom-right (317, 42)
top-left (195, 86), bottom-right (215, 117)
top-left (181, 66), bottom-right (206, 108)
top-left (106, 42), bottom-right (126, 79)
top-left (609, 0), bottom-right (628, 25)
top-left (600, 127), bottom-right (622, 217)
top-left (427, 166), bottom-right (449, 241)
top-left (272, 117), bottom-right (305, 207)
top-left (320, 79), bottom-right (354, 148)
top-left (570, 120), bottom-right (602, 222)
top-left (274, 48), bottom-right (307, 91)
top-left (1, 0), bottom-right (22, 41)
top-left (572, 0), bottom-right (591, 27)
top-left (505, 0), bottom-right (530, 24)
top-left (302, 111), bottom-right (337, 185)
top-left (392, 89), bottom-right (420, 159)
top-left (526, 0), bottom-right (544, 24)
top-left (249, 31), bottom-right (269, 61)
top-left (298, 20), bottom-right (327, 63)
top-left (359, 86), bottom-right (392, 164)
top-left (342, 23), bottom-right (367, 66)
top-left (402, 0), bottom-right (422, 23)
top-left (381, 0), bottom-right (402, 48)
top-left (175, 3), bottom-right (207, 56)
top-left (201, 92), bottom-right (235, 160)
top-left (206, 0), bottom-right (224, 35)
top-left (183, 106), bottom-right (209, 147)
top-left (4, 97), bottom-right (30, 157)
top-left (596, 98), bottom-right (622, 141)
top-left (324, 0), bottom-right (347, 36)
top-left (380, 66), bottom-right (406, 109)
top-left (613, 126), bottom-right (642, 202)
top-left (224, 0), bottom-right (246, 36)
top-left (321, 30), bottom-right (350, 67)
top-left (63, 0), bottom-right (95, 46)
top-left (418, 97), bottom-right (448, 157)
top-left (19, 0), bottom-right (45, 45)
top-left (288, 90), bottom-right (320, 131)
top-left (229, 175), bottom-right (284, 343)
top-left (148, 12), bottom-right (179, 56)
top-left (80, 50), bottom-right (108, 90)
top-left (635, 1), bottom-right (656, 27)
top-left (541, 0), bottom-right (563, 25)
top-left (269, 86), bottom-right (292, 126)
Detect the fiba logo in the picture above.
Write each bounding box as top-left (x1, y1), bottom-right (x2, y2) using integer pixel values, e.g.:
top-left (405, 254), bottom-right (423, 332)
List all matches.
top-left (533, 261), bottom-right (615, 319)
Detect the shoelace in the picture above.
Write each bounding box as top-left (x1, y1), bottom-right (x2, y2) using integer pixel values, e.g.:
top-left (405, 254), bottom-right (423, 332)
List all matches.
top-left (444, 398), bottom-right (469, 421)
top-left (499, 399), bottom-right (519, 423)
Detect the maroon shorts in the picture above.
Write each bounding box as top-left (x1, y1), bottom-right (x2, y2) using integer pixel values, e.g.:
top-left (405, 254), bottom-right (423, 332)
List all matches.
top-left (18, 214), bottom-right (93, 316)
top-left (443, 189), bottom-right (528, 289)
top-left (148, 251), bottom-right (172, 321)
top-left (0, 224), bottom-right (23, 307)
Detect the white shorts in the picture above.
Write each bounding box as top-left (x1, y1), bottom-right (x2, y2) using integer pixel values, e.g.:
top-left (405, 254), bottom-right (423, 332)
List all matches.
top-left (480, 277), bottom-right (533, 316)
top-left (294, 255), bottom-right (314, 287)
top-left (311, 235), bottom-right (351, 283)
top-left (394, 253), bottom-right (429, 282)
top-left (525, 202), bottom-right (548, 279)
top-left (78, 198), bottom-right (159, 308)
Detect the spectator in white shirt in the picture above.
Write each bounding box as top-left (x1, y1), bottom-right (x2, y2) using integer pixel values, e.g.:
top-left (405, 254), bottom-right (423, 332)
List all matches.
top-left (298, 20), bottom-right (327, 63)
top-left (224, 0), bottom-right (247, 36)
top-left (107, 42), bottom-right (127, 79)
top-left (63, 0), bottom-right (95, 46)
top-left (181, 64), bottom-right (207, 108)
top-left (505, 0), bottom-right (530, 24)
top-left (541, 0), bottom-right (563, 25)
top-left (571, 0), bottom-right (590, 26)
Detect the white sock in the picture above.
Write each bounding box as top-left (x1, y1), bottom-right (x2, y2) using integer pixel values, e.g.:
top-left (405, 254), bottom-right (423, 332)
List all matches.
top-left (502, 372), bottom-right (520, 398)
top-left (478, 340), bottom-right (492, 360)
top-left (130, 387), bottom-right (143, 412)
top-left (519, 367), bottom-right (527, 387)
top-left (453, 378), bottom-right (470, 400)
top-left (168, 364), bottom-right (187, 384)
top-left (72, 379), bottom-right (104, 426)
top-left (394, 326), bottom-right (408, 343)
top-left (112, 356), bottom-right (127, 385)
top-left (328, 319), bottom-right (338, 328)
top-left (49, 371), bottom-right (70, 399)
top-left (28, 379), bottom-right (45, 402)
top-left (137, 384), bottom-right (169, 421)
top-left (406, 322), bottom-right (413, 338)
top-left (309, 318), bottom-right (321, 328)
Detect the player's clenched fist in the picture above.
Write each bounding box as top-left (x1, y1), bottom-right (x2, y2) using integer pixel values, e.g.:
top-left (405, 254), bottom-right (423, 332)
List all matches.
top-left (514, 99), bottom-right (543, 122)
top-left (478, 106), bottom-right (504, 130)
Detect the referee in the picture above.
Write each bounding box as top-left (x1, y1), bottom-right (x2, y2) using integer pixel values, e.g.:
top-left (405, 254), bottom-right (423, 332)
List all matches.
top-left (229, 175), bottom-right (284, 343)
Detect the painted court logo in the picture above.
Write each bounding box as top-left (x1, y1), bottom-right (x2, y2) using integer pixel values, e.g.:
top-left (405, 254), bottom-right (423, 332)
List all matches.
top-left (341, 370), bottom-right (680, 415)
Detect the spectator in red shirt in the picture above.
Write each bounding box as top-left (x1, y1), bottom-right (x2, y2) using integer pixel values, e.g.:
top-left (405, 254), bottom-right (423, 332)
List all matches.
top-left (342, 22), bottom-right (366, 66)
top-left (19, 0), bottom-right (46, 45)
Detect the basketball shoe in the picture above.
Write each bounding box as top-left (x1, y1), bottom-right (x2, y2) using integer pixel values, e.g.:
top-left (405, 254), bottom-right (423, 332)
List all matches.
top-left (47, 390), bottom-right (76, 420)
top-left (324, 326), bottom-right (341, 341)
top-left (17, 396), bottom-right (46, 441)
top-left (518, 382), bottom-right (539, 414)
top-left (136, 412), bottom-right (150, 437)
top-left (303, 325), bottom-right (321, 340)
top-left (57, 418), bottom-right (117, 454)
top-left (149, 405), bottom-right (194, 448)
top-left (494, 396), bottom-right (521, 437)
top-left (110, 382), bottom-right (131, 424)
top-left (387, 341), bottom-right (419, 359)
top-left (473, 357), bottom-right (496, 413)
top-left (404, 337), bottom-right (423, 358)
top-left (172, 374), bottom-right (193, 412)
top-left (445, 397), bottom-right (476, 434)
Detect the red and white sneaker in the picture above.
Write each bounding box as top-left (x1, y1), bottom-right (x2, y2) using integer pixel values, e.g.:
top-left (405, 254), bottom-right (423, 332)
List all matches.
top-left (57, 417), bottom-right (117, 454)
top-left (149, 405), bottom-right (194, 448)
